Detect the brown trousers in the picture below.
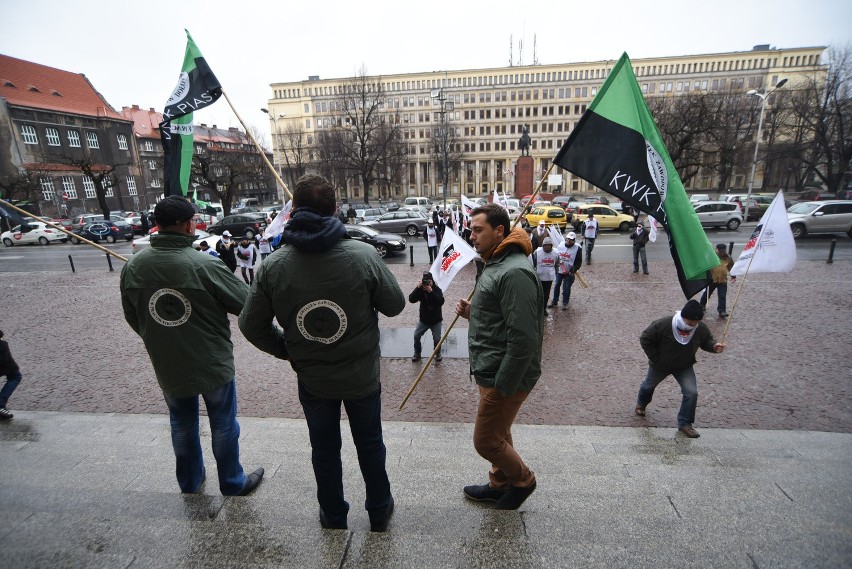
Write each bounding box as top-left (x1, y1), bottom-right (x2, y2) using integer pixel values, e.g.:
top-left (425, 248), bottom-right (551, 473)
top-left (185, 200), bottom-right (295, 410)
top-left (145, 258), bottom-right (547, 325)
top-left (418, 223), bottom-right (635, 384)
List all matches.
top-left (473, 385), bottom-right (536, 490)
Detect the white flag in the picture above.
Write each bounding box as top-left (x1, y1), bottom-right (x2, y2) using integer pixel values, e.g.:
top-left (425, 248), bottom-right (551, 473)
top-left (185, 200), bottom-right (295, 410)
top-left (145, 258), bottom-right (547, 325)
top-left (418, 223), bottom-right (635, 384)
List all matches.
top-left (263, 200), bottom-right (292, 239)
top-left (547, 225), bottom-right (564, 247)
top-left (648, 217), bottom-right (658, 243)
top-left (730, 191), bottom-right (796, 276)
top-left (428, 228), bottom-right (478, 291)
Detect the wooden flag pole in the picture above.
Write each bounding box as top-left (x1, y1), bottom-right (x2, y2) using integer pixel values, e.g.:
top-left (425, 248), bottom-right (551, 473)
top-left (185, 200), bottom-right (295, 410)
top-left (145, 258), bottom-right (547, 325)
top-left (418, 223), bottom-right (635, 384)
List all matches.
top-left (220, 89), bottom-right (293, 201)
top-left (0, 199), bottom-right (128, 262)
top-left (720, 243), bottom-right (760, 343)
top-left (399, 162), bottom-right (557, 410)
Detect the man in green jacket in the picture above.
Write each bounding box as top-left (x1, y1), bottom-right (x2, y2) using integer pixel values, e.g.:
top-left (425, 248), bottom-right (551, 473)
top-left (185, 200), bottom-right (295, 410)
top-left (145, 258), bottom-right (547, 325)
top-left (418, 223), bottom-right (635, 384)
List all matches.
top-left (239, 174), bottom-right (405, 532)
top-left (456, 203), bottom-right (544, 510)
top-left (120, 195), bottom-right (264, 496)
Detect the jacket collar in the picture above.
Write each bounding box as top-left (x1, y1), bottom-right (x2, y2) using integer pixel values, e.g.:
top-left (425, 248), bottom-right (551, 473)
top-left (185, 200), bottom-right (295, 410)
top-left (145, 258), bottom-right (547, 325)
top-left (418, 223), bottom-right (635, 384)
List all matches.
top-left (151, 232), bottom-right (197, 248)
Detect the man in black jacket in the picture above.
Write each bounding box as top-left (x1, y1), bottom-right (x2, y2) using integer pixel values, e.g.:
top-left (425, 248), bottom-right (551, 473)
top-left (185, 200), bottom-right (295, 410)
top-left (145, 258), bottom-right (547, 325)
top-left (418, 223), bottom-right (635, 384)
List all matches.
top-left (0, 330), bottom-right (21, 420)
top-left (409, 272), bottom-right (444, 362)
top-left (629, 221), bottom-right (650, 274)
top-left (634, 300), bottom-right (725, 438)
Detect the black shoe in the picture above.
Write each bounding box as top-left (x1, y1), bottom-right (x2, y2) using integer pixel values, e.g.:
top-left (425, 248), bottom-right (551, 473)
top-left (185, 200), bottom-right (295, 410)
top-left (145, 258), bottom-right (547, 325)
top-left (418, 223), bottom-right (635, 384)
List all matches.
top-left (494, 480), bottom-right (537, 510)
top-left (238, 467), bottom-right (264, 496)
top-left (411, 355), bottom-right (421, 363)
top-left (643, 271), bottom-right (649, 275)
top-left (633, 269), bottom-right (639, 273)
top-left (548, 302), bottom-right (557, 308)
top-left (0, 407), bottom-right (13, 420)
top-left (719, 313), bottom-right (728, 319)
top-left (319, 508), bottom-right (348, 530)
top-left (435, 354), bottom-right (443, 362)
top-left (369, 496), bottom-right (395, 532)
top-left (463, 483), bottom-right (506, 502)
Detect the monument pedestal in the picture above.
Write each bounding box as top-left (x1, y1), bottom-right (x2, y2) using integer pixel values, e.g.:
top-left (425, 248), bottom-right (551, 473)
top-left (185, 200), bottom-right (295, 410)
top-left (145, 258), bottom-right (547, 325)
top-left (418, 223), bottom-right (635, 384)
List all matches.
top-left (515, 156), bottom-right (534, 197)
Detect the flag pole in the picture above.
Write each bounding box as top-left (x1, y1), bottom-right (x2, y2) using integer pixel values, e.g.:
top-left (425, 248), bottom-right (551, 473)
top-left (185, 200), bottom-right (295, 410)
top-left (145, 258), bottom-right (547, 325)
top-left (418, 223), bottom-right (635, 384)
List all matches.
top-left (719, 244), bottom-right (760, 343)
top-left (220, 89), bottom-right (292, 201)
top-left (0, 199), bottom-right (128, 262)
top-left (399, 162), bottom-right (556, 410)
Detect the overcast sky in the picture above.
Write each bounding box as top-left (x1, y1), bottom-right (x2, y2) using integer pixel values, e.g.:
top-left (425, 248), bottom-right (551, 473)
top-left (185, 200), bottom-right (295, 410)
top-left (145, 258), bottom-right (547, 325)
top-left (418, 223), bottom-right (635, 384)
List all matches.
top-left (1, 0), bottom-right (850, 141)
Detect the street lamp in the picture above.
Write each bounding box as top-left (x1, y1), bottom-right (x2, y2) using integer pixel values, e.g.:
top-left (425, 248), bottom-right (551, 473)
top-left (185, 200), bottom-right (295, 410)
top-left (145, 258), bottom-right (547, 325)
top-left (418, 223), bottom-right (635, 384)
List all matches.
top-left (261, 107), bottom-right (286, 203)
top-left (430, 87), bottom-right (454, 211)
top-left (744, 78), bottom-right (787, 221)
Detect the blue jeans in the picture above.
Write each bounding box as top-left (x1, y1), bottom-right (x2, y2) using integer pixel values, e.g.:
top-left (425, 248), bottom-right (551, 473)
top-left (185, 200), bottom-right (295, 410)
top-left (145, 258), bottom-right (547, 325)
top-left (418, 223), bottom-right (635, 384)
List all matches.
top-left (636, 365), bottom-right (698, 427)
top-left (552, 272), bottom-right (575, 306)
top-left (585, 238), bottom-right (596, 261)
top-left (298, 382), bottom-right (391, 528)
top-left (413, 320), bottom-right (442, 357)
top-left (163, 379), bottom-right (247, 495)
top-left (0, 370), bottom-right (22, 408)
top-left (700, 283), bottom-right (728, 315)
top-left (633, 245), bottom-right (648, 272)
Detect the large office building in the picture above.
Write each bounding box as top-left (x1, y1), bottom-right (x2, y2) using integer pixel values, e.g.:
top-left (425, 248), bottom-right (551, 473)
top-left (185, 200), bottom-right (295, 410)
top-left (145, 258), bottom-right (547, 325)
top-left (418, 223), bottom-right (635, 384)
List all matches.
top-left (266, 44), bottom-right (826, 201)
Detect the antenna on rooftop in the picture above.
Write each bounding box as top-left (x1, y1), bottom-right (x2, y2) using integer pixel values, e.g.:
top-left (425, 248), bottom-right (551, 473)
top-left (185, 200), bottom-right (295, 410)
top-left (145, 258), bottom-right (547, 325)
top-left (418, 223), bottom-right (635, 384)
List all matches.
top-left (518, 38), bottom-right (524, 66)
top-left (533, 34), bottom-right (539, 66)
top-left (509, 34), bottom-right (513, 67)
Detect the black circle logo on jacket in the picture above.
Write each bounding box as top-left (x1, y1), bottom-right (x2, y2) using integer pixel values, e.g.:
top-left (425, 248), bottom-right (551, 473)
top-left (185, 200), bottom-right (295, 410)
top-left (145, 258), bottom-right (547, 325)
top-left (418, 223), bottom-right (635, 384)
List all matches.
top-left (296, 300), bottom-right (347, 344)
top-left (148, 288), bottom-right (192, 327)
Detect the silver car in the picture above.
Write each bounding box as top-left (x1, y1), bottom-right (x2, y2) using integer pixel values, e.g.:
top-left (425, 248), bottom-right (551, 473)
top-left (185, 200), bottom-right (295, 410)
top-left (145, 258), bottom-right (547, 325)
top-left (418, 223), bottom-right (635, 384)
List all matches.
top-left (693, 201), bottom-right (742, 230)
top-left (362, 210), bottom-right (429, 236)
top-left (787, 200), bottom-right (852, 239)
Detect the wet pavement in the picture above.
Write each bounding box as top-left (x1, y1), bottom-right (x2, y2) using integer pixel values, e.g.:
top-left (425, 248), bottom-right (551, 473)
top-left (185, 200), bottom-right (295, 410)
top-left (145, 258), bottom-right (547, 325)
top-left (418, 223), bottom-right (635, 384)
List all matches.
top-left (2, 257), bottom-right (850, 433)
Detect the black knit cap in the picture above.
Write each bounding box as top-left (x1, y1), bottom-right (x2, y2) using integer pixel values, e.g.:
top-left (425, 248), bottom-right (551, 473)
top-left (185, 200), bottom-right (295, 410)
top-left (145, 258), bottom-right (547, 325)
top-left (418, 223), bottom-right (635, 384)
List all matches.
top-left (681, 299), bottom-right (705, 320)
top-left (154, 196), bottom-right (196, 226)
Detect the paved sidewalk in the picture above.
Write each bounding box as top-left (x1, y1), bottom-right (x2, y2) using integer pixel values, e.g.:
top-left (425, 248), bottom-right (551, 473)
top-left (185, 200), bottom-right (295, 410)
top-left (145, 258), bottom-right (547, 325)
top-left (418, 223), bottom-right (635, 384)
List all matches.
top-left (1, 411), bottom-right (849, 568)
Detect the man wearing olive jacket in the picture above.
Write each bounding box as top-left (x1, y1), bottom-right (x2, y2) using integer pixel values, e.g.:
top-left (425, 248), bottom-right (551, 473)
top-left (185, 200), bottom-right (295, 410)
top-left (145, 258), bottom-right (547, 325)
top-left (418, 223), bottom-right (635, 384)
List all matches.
top-left (239, 174), bottom-right (405, 532)
top-left (120, 195), bottom-right (264, 497)
top-left (456, 203), bottom-right (544, 510)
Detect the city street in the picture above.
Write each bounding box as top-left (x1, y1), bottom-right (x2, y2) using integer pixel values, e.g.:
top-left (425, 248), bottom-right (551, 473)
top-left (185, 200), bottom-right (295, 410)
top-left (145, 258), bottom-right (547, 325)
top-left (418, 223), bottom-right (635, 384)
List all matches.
top-left (1, 223), bottom-right (851, 272)
top-left (1, 235), bottom-right (849, 433)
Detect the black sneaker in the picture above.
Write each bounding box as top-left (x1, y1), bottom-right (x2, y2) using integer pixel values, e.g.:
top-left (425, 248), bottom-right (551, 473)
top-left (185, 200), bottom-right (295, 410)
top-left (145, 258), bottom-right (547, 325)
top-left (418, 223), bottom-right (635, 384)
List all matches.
top-left (435, 353), bottom-right (443, 362)
top-left (494, 480), bottom-right (537, 510)
top-left (319, 508), bottom-right (348, 530)
top-left (238, 467), bottom-right (264, 496)
top-left (411, 355), bottom-right (421, 363)
top-left (463, 483), bottom-right (506, 502)
top-left (0, 407), bottom-right (12, 420)
top-left (369, 496), bottom-right (395, 532)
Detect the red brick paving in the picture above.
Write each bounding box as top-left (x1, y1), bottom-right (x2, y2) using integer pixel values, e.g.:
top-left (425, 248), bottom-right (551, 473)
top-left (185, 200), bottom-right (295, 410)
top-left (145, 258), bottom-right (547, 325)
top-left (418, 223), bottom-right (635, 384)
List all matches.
top-left (4, 259), bottom-right (850, 432)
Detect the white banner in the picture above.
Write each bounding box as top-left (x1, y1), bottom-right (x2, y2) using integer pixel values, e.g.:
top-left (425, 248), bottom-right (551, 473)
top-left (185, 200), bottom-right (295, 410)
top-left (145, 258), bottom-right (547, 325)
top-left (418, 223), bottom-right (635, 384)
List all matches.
top-left (731, 191), bottom-right (796, 276)
top-left (428, 229), bottom-right (478, 291)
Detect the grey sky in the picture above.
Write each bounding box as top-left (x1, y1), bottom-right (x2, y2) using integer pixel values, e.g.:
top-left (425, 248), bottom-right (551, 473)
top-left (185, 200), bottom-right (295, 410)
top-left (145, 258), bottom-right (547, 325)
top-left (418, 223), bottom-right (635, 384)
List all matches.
top-left (1, 0), bottom-right (849, 140)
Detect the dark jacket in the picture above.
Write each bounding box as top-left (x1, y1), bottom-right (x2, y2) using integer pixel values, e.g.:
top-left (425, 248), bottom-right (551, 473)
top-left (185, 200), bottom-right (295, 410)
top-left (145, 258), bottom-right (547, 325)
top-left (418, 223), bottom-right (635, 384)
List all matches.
top-left (216, 239), bottom-right (238, 271)
top-left (120, 232), bottom-right (249, 398)
top-left (640, 316), bottom-right (717, 374)
top-left (630, 228), bottom-right (650, 247)
top-left (409, 282), bottom-right (444, 326)
top-left (0, 339), bottom-right (19, 376)
top-left (469, 227), bottom-right (544, 396)
top-left (238, 208), bottom-right (405, 399)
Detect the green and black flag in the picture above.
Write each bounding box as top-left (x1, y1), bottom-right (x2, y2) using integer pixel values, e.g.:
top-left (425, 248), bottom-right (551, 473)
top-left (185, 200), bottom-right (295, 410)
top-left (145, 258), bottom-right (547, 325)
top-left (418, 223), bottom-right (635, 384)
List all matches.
top-left (159, 30), bottom-right (222, 197)
top-left (553, 52), bottom-right (716, 298)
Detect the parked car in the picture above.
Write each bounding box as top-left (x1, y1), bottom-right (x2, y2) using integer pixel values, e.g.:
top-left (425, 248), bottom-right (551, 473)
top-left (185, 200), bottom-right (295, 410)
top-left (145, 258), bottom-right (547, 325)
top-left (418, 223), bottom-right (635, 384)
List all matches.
top-left (692, 201), bottom-right (742, 230)
top-left (362, 210), bottom-right (429, 236)
top-left (572, 204), bottom-right (635, 232)
top-left (787, 200), bottom-right (852, 239)
top-left (2, 221), bottom-right (68, 246)
top-left (132, 228), bottom-right (221, 254)
top-left (689, 194), bottom-right (713, 204)
top-left (354, 207), bottom-right (387, 223)
top-left (70, 220), bottom-right (134, 243)
top-left (740, 195), bottom-right (788, 221)
top-left (584, 195), bottom-right (611, 205)
top-left (796, 190), bottom-right (837, 202)
top-left (206, 213), bottom-right (268, 239)
top-left (344, 224), bottom-right (406, 258)
top-left (403, 196), bottom-right (433, 208)
top-left (524, 205), bottom-right (570, 228)
top-left (550, 195), bottom-right (575, 210)
top-left (71, 213), bottom-right (126, 228)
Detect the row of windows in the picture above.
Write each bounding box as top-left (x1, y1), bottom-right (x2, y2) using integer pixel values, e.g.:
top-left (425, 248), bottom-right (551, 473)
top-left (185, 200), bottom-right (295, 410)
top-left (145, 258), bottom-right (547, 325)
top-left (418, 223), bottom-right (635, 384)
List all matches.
top-left (19, 124), bottom-right (129, 150)
top-left (272, 51), bottom-right (818, 100)
top-left (39, 175), bottom-right (137, 200)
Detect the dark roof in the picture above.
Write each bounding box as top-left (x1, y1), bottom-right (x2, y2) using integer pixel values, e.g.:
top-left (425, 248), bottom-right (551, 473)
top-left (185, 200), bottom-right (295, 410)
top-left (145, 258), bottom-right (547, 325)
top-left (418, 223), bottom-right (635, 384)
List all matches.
top-left (0, 53), bottom-right (124, 120)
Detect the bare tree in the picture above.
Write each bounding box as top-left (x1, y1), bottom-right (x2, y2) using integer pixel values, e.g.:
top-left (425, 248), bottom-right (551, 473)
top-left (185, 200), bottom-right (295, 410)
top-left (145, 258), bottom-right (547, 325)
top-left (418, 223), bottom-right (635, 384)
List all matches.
top-left (315, 67), bottom-right (407, 203)
top-left (786, 46), bottom-right (852, 193)
top-left (278, 122), bottom-right (311, 191)
top-left (703, 87), bottom-right (760, 190)
top-left (432, 123), bottom-right (466, 201)
top-left (191, 146), bottom-right (266, 216)
top-left (648, 93), bottom-right (713, 186)
top-left (0, 167), bottom-right (42, 204)
top-left (42, 146), bottom-right (130, 219)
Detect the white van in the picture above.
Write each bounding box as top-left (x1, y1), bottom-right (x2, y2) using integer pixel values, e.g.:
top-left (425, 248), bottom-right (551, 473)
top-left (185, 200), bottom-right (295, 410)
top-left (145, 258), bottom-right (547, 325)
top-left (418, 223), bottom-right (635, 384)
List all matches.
top-left (404, 196), bottom-right (433, 208)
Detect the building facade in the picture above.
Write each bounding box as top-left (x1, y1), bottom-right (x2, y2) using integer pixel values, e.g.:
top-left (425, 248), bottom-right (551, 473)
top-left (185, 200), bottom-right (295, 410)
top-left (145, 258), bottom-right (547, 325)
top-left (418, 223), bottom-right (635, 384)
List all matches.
top-left (0, 54), bottom-right (141, 217)
top-left (267, 45), bottom-right (826, 201)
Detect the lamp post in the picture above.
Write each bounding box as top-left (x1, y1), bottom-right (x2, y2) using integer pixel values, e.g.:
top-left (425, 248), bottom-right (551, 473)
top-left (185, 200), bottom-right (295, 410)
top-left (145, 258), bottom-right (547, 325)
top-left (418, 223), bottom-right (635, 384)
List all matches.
top-left (261, 107), bottom-right (286, 203)
top-left (430, 87), bottom-right (454, 211)
top-left (744, 78), bottom-right (787, 221)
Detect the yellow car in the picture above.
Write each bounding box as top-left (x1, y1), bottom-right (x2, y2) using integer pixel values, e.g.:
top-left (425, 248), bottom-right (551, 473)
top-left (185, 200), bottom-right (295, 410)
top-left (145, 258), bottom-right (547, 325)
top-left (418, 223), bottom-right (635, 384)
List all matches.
top-left (524, 205), bottom-right (569, 228)
top-left (572, 204), bottom-right (635, 232)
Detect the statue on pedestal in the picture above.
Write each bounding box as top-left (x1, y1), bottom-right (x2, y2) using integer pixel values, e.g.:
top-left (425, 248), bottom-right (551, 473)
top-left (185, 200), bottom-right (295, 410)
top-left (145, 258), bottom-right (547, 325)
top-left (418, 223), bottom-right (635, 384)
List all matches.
top-left (518, 125), bottom-right (531, 156)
